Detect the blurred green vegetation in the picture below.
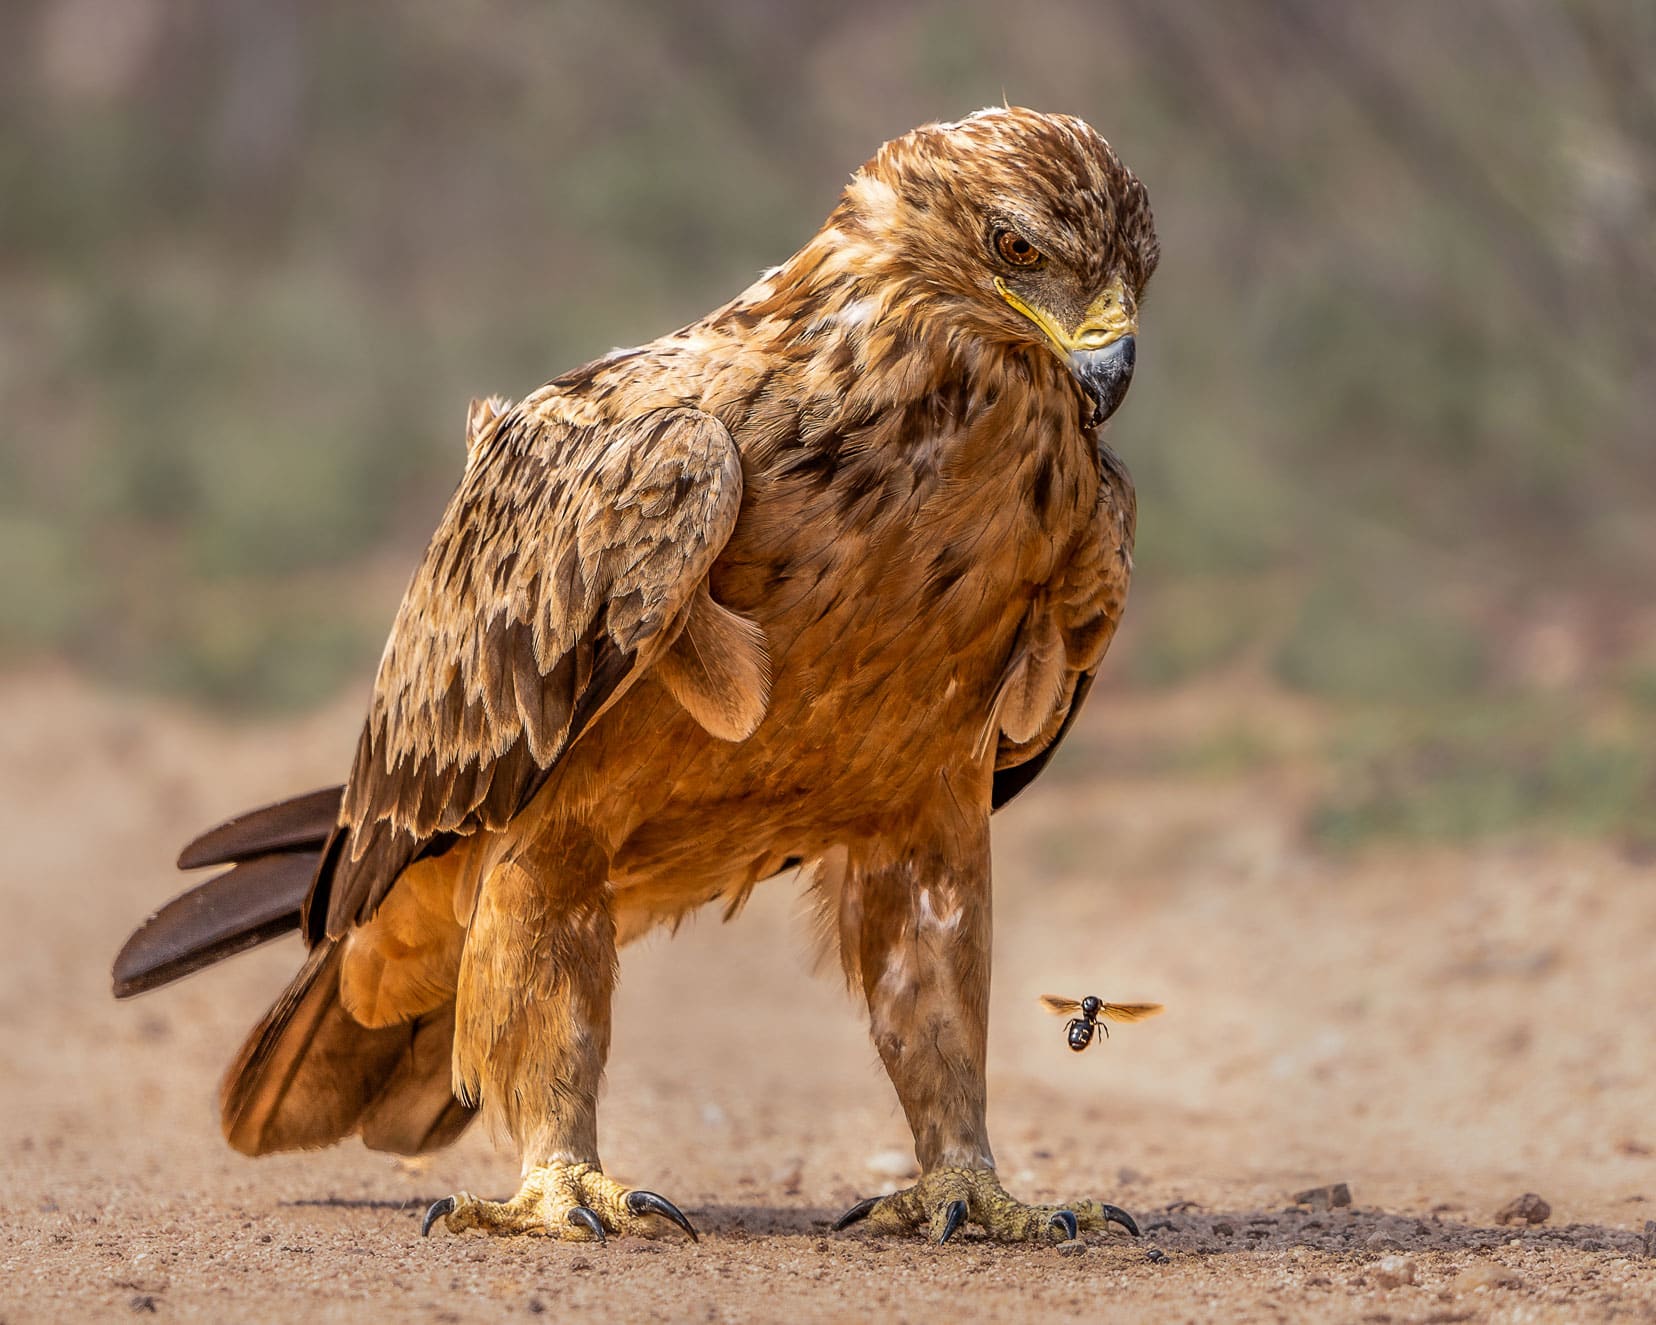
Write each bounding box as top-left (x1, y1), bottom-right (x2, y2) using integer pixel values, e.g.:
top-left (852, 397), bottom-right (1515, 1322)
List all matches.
top-left (2, 1), bottom-right (1652, 843)
top-left (1310, 699), bottom-right (1656, 851)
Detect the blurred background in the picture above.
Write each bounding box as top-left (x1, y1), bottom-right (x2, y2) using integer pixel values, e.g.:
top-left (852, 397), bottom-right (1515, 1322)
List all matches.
top-left (3, 0), bottom-right (1653, 849)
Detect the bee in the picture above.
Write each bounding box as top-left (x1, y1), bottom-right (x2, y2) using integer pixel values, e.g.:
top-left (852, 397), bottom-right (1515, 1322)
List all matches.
top-left (1040, 993), bottom-right (1164, 1052)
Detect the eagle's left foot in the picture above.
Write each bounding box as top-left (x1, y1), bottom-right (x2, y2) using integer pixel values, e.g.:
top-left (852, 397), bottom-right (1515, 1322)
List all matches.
top-left (421, 1161), bottom-right (697, 1243)
top-left (833, 1167), bottom-right (1139, 1245)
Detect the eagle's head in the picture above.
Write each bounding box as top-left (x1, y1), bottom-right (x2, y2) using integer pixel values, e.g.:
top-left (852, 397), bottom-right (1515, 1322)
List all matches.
top-left (831, 107), bottom-right (1159, 426)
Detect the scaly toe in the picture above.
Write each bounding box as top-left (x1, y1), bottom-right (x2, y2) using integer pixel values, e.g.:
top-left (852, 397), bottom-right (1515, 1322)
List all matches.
top-left (555, 1163), bottom-right (698, 1242)
top-left (833, 1168), bottom-right (1140, 1246)
top-left (422, 1189), bottom-right (544, 1238)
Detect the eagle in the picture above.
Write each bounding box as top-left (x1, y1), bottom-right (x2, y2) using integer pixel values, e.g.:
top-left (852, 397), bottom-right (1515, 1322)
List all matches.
top-left (114, 107), bottom-right (1159, 1247)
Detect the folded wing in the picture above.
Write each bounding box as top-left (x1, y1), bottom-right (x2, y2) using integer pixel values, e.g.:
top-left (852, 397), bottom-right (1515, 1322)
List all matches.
top-left (315, 401), bottom-right (750, 941)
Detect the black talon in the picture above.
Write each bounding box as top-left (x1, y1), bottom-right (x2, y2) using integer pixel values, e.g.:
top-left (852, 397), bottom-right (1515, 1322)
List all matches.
top-left (421, 1196), bottom-right (455, 1238)
top-left (626, 1190), bottom-right (700, 1243)
top-left (938, 1199), bottom-right (968, 1245)
top-left (1049, 1210), bottom-right (1079, 1243)
top-left (1100, 1204), bottom-right (1140, 1238)
top-left (832, 1196), bottom-right (881, 1231)
top-left (567, 1206), bottom-right (606, 1243)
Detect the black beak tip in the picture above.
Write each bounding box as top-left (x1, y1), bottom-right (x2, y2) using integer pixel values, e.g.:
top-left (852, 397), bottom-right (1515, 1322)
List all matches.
top-left (1071, 334), bottom-right (1136, 427)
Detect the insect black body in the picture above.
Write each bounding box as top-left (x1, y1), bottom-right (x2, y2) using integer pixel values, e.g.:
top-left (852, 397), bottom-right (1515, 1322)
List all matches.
top-left (1066, 994), bottom-right (1106, 1052)
top-left (1040, 991), bottom-right (1163, 1053)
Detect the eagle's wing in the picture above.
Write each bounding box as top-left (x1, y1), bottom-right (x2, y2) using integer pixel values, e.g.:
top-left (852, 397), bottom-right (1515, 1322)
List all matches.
top-left (991, 448), bottom-right (1135, 811)
top-left (313, 401), bottom-right (748, 941)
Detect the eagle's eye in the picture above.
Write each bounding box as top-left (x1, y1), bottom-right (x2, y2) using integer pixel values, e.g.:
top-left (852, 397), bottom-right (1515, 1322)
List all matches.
top-left (994, 229), bottom-right (1042, 268)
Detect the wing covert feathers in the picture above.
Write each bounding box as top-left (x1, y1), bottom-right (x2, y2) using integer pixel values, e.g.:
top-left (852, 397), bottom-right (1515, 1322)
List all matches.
top-left (328, 404), bottom-right (745, 937)
top-left (991, 446), bottom-right (1135, 808)
top-left (464, 395), bottom-right (512, 455)
top-left (982, 615), bottom-right (1067, 755)
top-left (652, 583), bottom-right (771, 741)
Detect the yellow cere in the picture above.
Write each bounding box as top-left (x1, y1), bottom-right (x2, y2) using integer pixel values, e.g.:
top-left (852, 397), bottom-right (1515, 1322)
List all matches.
top-left (994, 276), bottom-right (1136, 353)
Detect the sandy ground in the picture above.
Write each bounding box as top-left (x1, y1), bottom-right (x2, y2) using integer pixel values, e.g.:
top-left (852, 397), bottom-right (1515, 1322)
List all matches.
top-left (2, 671), bottom-right (1653, 1323)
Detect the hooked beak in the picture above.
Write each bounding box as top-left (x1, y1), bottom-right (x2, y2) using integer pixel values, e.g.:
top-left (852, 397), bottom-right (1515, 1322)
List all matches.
top-left (995, 276), bottom-right (1138, 426)
top-left (1069, 336), bottom-right (1135, 428)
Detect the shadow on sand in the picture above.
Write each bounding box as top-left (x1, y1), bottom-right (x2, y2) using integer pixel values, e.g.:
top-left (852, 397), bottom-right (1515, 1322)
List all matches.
top-left (284, 1194), bottom-right (1651, 1257)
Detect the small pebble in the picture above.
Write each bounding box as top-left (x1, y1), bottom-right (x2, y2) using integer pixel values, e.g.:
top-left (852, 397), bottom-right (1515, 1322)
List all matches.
top-left (1056, 1238), bottom-right (1087, 1257)
top-left (1293, 1183), bottom-right (1352, 1210)
top-left (1145, 1247), bottom-right (1168, 1264)
top-left (1643, 1220), bottom-right (1656, 1257)
top-left (1494, 1193), bottom-right (1550, 1226)
top-left (1455, 1261), bottom-right (1522, 1291)
top-left (1364, 1231), bottom-right (1402, 1251)
top-left (1373, 1255), bottom-right (1416, 1288)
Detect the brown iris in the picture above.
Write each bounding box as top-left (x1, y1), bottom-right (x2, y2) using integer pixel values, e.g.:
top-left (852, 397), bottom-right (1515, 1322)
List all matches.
top-left (994, 229), bottom-right (1042, 267)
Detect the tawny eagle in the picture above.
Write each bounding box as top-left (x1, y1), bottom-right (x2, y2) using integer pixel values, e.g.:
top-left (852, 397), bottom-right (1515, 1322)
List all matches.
top-left (115, 107), bottom-right (1159, 1245)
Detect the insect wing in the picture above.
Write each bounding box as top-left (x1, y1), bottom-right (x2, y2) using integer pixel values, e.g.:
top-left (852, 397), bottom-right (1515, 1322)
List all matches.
top-left (1098, 1002), bottom-right (1164, 1024)
top-left (1039, 994), bottom-right (1082, 1016)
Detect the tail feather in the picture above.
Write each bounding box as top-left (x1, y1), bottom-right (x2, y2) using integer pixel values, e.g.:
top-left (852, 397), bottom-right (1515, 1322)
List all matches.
top-left (113, 786), bottom-right (345, 998)
top-left (220, 942), bottom-right (475, 1155)
top-left (121, 784), bottom-right (476, 1155)
top-left (113, 852), bottom-right (315, 998)
top-left (358, 1005), bottom-right (476, 1154)
top-left (178, 785), bottom-right (343, 869)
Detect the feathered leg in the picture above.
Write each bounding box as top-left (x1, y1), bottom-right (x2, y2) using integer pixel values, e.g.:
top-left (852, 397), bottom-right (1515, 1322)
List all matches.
top-left (423, 829), bottom-right (694, 1243)
top-left (830, 779), bottom-right (1138, 1245)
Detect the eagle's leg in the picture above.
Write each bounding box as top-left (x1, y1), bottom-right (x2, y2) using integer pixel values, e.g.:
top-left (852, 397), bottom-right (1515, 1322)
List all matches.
top-left (831, 789), bottom-right (1139, 1245)
top-left (423, 832), bottom-right (696, 1244)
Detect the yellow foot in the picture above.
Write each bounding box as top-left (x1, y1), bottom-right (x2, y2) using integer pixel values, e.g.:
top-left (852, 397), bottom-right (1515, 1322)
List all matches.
top-left (833, 1167), bottom-right (1139, 1245)
top-left (421, 1161), bottom-right (697, 1243)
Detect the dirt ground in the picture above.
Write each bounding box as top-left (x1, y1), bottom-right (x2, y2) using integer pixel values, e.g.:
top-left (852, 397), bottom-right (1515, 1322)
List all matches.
top-left (3, 671), bottom-right (1653, 1323)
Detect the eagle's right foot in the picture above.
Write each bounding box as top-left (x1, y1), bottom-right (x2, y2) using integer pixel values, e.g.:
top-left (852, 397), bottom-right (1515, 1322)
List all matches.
top-left (422, 1161), bottom-right (697, 1243)
top-left (833, 1166), bottom-right (1139, 1245)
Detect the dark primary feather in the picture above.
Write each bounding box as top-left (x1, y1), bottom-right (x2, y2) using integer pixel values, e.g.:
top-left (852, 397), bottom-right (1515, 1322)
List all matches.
top-left (113, 852), bottom-right (317, 997)
top-left (176, 784), bottom-right (342, 869)
top-left (114, 785), bottom-right (345, 998)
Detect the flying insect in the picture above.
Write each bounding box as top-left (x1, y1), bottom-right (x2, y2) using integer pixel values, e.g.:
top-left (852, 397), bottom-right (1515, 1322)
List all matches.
top-left (1040, 994), bottom-right (1164, 1052)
